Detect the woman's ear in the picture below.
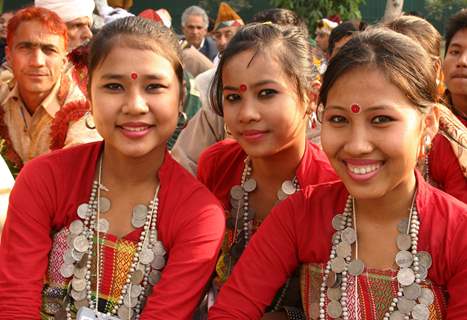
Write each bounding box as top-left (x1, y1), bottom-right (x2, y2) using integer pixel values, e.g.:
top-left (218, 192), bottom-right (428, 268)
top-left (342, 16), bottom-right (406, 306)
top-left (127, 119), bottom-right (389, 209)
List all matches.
top-left (423, 104), bottom-right (440, 140)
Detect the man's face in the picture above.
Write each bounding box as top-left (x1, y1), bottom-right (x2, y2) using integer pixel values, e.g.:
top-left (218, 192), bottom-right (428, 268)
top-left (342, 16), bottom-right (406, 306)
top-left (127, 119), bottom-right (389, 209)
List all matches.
top-left (213, 26), bottom-right (239, 53)
top-left (316, 31), bottom-right (330, 52)
top-left (182, 15), bottom-right (207, 49)
top-left (66, 16), bottom-right (92, 51)
top-left (443, 28), bottom-right (467, 100)
top-left (7, 20), bottom-right (66, 100)
top-left (0, 12), bottom-right (14, 39)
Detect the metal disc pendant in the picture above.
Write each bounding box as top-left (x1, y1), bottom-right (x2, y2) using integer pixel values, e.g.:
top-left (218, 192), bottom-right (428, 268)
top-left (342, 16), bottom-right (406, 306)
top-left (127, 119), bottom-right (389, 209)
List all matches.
top-left (73, 235), bottom-right (89, 253)
top-left (151, 255), bottom-right (166, 270)
top-left (281, 180), bottom-right (296, 195)
top-left (123, 293), bottom-right (138, 307)
top-left (97, 218), bottom-right (109, 233)
top-left (59, 263), bottom-right (74, 278)
top-left (277, 189), bottom-right (288, 201)
top-left (416, 251), bottom-right (432, 269)
top-left (243, 178), bottom-right (257, 192)
top-left (132, 204), bottom-right (148, 220)
top-left (412, 304), bottom-right (429, 320)
top-left (98, 196), bottom-right (111, 213)
top-left (132, 216), bottom-right (146, 228)
top-left (152, 241), bottom-right (166, 256)
top-left (332, 214), bottom-right (346, 231)
top-left (330, 257), bottom-right (346, 273)
top-left (74, 266), bottom-right (87, 279)
top-left (336, 242), bottom-right (351, 258)
top-left (77, 203), bottom-right (89, 219)
top-left (397, 267), bottom-right (415, 286)
top-left (149, 270), bottom-right (162, 285)
top-left (327, 300), bottom-right (343, 318)
top-left (341, 227), bottom-right (356, 244)
top-left (396, 234), bottom-right (412, 251)
top-left (395, 250), bottom-right (413, 268)
top-left (327, 287), bottom-right (341, 301)
top-left (70, 288), bottom-right (87, 301)
top-left (71, 277), bottom-right (86, 292)
top-left (397, 297), bottom-right (416, 315)
top-left (419, 288), bottom-right (434, 305)
top-left (130, 269), bottom-right (144, 284)
top-left (403, 283), bottom-right (422, 300)
top-left (139, 248), bottom-right (154, 265)
top-left (348, 259), bottom-right (365, 276)
top-left (130, 284), bottom-right (143, 298)
top-left (389, 310), bottom-right (405, 320)
top-left (118, 306), bottom-right (133, 319)
top-left (230, 185), bottom-right (243, 200)
top-left (69, 220), bottom-right (84, 235)
top-left (397, 218), bottom-right (409, 234)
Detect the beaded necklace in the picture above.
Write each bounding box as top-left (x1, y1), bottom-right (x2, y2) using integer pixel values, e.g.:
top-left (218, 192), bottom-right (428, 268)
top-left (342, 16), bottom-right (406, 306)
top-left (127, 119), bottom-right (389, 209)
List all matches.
top-left (313, 194), bottom-right (433, 320)
top-left (60, 155), bottom-right (167, 319)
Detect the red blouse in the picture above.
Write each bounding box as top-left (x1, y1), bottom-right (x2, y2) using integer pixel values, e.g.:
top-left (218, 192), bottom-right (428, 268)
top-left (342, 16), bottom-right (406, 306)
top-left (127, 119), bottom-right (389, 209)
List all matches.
top-left (208, 172), bottom-right (467, 319)
top-left (0, 142), bottom-right (225, 320)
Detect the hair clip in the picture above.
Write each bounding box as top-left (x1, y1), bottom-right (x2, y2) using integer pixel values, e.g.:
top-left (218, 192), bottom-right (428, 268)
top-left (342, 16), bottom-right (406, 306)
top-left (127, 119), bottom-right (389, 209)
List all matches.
top-left (131, 72), bottom-right (138, 80)
top-left (260, 21), bottom-right (273, 25)
top-left (239, 84), bottom-right (247, 92)
top-left (350, 103), bottom-right (361, 113)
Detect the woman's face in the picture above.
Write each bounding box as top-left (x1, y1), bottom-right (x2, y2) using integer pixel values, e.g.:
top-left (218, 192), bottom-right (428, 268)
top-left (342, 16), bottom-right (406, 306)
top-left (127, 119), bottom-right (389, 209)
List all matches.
top-left (222, 49), bottom-right (309, 159)
top-left (89, 45), bottom-right (180, 159)
top-left (321, 67), bottom-right (433, 200)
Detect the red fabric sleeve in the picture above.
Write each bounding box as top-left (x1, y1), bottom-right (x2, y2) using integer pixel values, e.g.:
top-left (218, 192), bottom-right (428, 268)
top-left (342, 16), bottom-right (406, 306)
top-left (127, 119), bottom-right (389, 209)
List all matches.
top-left (208, 193), bottom-right (304, 319)
top-left (0, 160), bottom-right (57, 318)
top-left (429, 135), bottom-right (467, 203)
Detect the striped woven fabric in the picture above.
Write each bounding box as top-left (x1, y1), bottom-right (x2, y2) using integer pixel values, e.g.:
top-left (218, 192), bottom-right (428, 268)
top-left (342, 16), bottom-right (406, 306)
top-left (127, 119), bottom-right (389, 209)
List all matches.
top-left (300, 263), bottom-right (447, 320)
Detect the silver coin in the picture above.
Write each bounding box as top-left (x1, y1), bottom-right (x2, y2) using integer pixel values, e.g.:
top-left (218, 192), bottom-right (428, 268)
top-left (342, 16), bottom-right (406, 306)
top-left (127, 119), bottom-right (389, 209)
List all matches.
top-left (132, 217), bottom-right (146, 228)
top-left (418, 264), bottom-right (428, 281)
top-left (326, 271), bottom-right (338, 288)
top-left (230, 197), bottom-right (244, 209)
top-left (77, 203), bottom-right (89, 219)
top-left (74, 299), bottom-right (89, 309)
top-left (397, 218), bottom-right (409, 234)
top-left (419, 288), bottom-right (434, 306)
top-left (332, 214), bottom-right (346, 231)
top-left (389, 310), bottom-right (405, 320)
top-left (72, 277), bottom-right (86, 292)
top-left (327, 287), bottom-right (341, 301)
top-left (230, 185), bottom-right (243, 200)
top-left (149, 270), bottom-right (162, 285)
top-left (67, 234), bottom-right (76, 247)
top-left (243, 178), bottom-right (257, 192)
top-left (412, 304), bottom-right (429, 320)
top-left (70, 288), bottom-right (87, 301)
top-left (151, 255), bottom-right (166, 270)
top-left (281, 180), bottom-right (296, 195)
top-left (277, 189), bottom-right (288, 201)
top-left (130, 284), bottom-right (143, 298)
top-left (139, 248), bottom-right (154, 265)
top-left (330, 257), bottom-right (346, 273)
top-left (73, 235), bottom-right (89, 253)
top-left (327, 300), bottom-right (343, 318)
top-left (331, 232), bottom-right (341, 244)
top-left (348, 259), bottom-right (365, 276)
top-left (96, 218), bottom-right (109, 233)
top-left (403, 283), bottom-right (422, 300)
top-left (336, 242), bottom-right (351, 258)
top-left (118, 305), bottom-right (133, 319)
top-left (417, 252), bottom-right (432, 269)
top-left (98, 197), bottom-right (111, 213)
top-left (131, 269), bottom-right (144, 284)
top-left (73, 266), bottom-right (87, 279)
top-left (63, 250), bottom-right (75, 265)
top-left (152, 241), bottom-right (166, 256)
top-left (69, 220), bottom-right (84, 235)
top-left (397, 234), bottom-right (412, 251)
top-left (310, 302), bottom-right (320, 319)
top-left (123, 293), bottom-right (138, 308)
top-left (341, 227), bottom-right (356, 244)
top-left (71, 249), bottom-right (85, 262)
top-left (395, 250), bottom-right (413, 268)
top-left (59, 263), bottom-right (74, 278)
top-left (397, 297), bottom-right (416, 315)
top-left (132, 204), bottom-right (148, 220)
top-left (397, 267), bottom-right (415, 286)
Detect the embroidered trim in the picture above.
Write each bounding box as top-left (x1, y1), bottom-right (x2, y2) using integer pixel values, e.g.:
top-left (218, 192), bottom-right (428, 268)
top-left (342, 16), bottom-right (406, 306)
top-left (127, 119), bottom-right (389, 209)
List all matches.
top-left (49, 100), bottom-right (90, 150)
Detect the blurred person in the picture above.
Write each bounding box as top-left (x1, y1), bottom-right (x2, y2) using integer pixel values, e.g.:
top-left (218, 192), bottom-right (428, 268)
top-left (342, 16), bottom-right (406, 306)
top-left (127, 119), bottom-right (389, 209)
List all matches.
top-left (181, 6), bottom-right (217, 61)
top-left (0, 11), bottom-right (14, 62)
top-left (327, 21), bottom-right (357, 59)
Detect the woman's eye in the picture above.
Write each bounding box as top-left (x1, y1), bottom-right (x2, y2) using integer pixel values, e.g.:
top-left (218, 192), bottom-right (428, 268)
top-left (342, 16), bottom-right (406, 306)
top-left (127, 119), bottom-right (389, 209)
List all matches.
top-left (103, 83), bottom-right (123, 91)
top-left (258, 89), bottom-right (277, 97)
top-left (326, 115), bottom-right (347, 124)
top-left (372, 115), bottom-right (394, 124)
top-left (225, 94), bottom-right (240, 102)
top-left (146, 83), bottom-right (166, 91)
top-left (448, 49), bottom-right (460, 55)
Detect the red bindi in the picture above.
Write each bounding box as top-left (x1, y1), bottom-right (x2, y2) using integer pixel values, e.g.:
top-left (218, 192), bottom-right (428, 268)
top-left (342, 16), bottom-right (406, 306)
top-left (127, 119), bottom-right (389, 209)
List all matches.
top-left (131, 72), bottom-right (138, 80)
top-left (350, 103), bottom-right (360, 113)
top-left (239, 84), bottom-right (247, 92)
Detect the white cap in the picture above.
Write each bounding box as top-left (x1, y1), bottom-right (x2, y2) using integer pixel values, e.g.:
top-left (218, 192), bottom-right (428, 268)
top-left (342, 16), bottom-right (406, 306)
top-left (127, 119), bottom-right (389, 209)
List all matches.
top-left (35, 0), bottom-right (95, 23)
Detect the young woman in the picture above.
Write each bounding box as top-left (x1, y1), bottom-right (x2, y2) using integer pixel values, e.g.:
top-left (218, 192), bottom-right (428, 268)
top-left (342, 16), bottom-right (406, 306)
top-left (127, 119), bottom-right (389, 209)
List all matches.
top-left (0, 17), bottom-right (225, 319)
top-left (385, 14), bottom-right (467, 203)
top-left (197, 23), bottom-right (337, 318)
top-left (208, 28), bottom-right (467, 319)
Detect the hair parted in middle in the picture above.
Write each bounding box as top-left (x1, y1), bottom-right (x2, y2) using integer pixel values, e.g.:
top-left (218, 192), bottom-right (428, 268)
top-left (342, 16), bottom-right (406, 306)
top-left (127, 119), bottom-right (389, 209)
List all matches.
top-left (319, 28), bottom-right (438, 114)
top-left (209, 22), bottom-right (318, 117)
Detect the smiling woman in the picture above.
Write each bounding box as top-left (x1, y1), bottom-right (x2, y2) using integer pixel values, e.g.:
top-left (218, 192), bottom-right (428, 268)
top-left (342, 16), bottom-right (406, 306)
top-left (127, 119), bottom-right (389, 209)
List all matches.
top-left (0, 16), bottom-right (225, 320)
top-left (208, 28), bottom-right (467, 320)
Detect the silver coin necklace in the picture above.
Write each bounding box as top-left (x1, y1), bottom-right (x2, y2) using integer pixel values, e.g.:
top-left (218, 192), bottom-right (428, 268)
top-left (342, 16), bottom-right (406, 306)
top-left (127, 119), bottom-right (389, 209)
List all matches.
top-left (315, 193), bottom-right (434, 320)
top-left (60, 154), bottom-right (167, 320)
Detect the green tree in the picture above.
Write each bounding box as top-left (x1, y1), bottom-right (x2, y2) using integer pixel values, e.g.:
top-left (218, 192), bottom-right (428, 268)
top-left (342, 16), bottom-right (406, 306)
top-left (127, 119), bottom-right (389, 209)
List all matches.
top-left (269, 0), bottom-right (365, 32)
top-left (425, 0), bottom-right (466, 30)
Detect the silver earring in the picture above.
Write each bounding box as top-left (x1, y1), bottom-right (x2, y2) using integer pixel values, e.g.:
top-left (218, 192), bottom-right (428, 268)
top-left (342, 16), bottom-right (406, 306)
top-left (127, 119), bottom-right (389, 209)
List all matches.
top-left (85, 112), bottom-right (96, 130)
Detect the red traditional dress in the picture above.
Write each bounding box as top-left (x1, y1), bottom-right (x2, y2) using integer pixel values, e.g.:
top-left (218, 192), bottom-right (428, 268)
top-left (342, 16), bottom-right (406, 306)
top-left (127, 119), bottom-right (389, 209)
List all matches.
top-left (0, 141), bottom-right (225, 320)
top-left (208, 171), bottom-right (467, 319)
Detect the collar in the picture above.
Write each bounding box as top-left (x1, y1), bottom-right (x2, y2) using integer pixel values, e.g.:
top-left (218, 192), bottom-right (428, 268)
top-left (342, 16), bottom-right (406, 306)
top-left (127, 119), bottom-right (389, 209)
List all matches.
top-left (197, 37), bottom-right (206, 50)
top-left (4, 75), bottom-right (64, 118)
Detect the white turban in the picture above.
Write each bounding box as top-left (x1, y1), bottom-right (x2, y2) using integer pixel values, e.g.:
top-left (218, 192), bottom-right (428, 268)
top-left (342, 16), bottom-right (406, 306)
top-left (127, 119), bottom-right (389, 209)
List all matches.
top-left (35, 0), bottom-right (95, 23)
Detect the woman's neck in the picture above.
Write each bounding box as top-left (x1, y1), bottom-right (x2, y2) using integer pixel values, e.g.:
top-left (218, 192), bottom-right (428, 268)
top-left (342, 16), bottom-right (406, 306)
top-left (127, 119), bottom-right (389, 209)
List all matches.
top-left (101, 144), bottom-right (165, 187)
top-left (354, 173), bottom-right (417, 224)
